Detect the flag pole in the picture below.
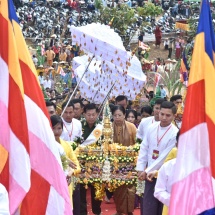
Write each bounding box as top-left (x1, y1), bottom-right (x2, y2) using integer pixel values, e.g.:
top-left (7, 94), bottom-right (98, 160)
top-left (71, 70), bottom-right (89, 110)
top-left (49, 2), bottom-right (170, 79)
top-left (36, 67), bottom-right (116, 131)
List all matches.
top-left (92, 89), bottom-right (100, 103)
top-left (61, 55), bottom-right (95, 116)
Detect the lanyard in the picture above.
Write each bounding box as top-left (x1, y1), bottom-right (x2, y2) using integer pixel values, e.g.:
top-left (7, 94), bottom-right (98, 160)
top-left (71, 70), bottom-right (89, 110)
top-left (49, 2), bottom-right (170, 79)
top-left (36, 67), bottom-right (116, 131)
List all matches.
top-left (157, 124), bottom-right (172, 146)
top-left (63, 121), bottom-right (73, 141)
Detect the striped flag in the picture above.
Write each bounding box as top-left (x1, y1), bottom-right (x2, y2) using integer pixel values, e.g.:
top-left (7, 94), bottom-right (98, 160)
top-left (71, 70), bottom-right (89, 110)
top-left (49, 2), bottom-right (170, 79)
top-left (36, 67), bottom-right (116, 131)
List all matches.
top-left (169, 0), bottom-right (215, 214)
top-left (179, 52), bottom-right (189, 86)
top-left (154, 72), bottom-right (161, 87)
top-left (0, 0), bottom-right (72, 214)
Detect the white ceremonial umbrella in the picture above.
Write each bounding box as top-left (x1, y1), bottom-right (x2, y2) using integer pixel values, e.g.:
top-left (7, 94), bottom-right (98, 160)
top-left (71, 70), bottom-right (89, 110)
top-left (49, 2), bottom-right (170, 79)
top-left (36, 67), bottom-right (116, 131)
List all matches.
top-left (70, 23), bottom-right (146, 104)
top-left (70, 23), bottom-right (132, 69)
top-left (73, 53), bottom-right (146, 104)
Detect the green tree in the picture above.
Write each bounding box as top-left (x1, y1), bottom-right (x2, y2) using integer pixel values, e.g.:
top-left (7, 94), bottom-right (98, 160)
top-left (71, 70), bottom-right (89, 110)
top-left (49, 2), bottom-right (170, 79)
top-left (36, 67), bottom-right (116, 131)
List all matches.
top-left (136, 3), bottom-right (163, 17)
top-left (93, 3), bottom-right (163, 47)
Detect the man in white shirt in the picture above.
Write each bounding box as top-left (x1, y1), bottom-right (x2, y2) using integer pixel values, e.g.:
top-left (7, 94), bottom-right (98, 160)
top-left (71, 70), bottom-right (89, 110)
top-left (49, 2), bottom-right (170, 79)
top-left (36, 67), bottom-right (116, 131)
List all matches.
top-left (137, 98), bottom-right (165, 215)
top-left (154, 158), bottom-right (176, 209)
top-left (137, 98), bottom-right (165, 141)
top-left (43, 75), bottom-right (52, 89)
top-left (61, 101), bottom-right (82, 142)
top-left (38, 72), bottom-right (44, 86)
top-left (136, 101), bottom-right (178, 215)
top-left (153, 131), bottom-right (179, 214)
top-left (32, 55), bottom-right (38, 67)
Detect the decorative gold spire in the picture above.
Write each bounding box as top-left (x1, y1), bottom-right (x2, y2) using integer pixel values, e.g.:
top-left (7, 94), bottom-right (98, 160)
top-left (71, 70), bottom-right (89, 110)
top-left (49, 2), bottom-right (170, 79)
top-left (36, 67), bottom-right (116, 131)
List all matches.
top-left (102, 101), bottom-right (113, 155)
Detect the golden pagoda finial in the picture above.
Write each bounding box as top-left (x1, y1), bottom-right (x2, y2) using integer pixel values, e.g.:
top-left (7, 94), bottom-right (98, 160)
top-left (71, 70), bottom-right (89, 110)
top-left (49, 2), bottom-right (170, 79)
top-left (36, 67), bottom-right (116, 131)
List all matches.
top-left (102, 101), bottom-right (113, 155)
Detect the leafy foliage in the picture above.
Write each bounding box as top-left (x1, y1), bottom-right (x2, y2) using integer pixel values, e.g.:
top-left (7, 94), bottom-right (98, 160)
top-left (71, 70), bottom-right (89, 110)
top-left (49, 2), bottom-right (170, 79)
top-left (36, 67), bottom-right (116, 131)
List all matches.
top-left (136, 3), bottom-right (163, 17)
top-left (187, 17), bottom-right (198, 40)
top-left (94, 3), bottom-right (162, 47)
top-left (147, 61), bottom-right (184, 98)
top-left (95, 0), bottom-right (103, 10)
top-left (97, 4), bottom-right (136, 33)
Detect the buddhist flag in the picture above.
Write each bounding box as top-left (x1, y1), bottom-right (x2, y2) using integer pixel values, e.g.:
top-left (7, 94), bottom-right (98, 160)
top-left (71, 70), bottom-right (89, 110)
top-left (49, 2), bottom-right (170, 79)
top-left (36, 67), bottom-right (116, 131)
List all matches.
top-left (169, 0), bottom-right (215, 214)
top-left (180, 51), bottom-right (189, 86)
top-left (0, 0), bottom-right (72, 214)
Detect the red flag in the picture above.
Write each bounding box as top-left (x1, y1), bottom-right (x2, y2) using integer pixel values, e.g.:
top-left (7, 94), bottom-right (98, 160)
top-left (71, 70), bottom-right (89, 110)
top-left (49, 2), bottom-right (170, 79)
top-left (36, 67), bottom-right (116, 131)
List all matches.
top-left (0, 0), bottom-right (72, 214)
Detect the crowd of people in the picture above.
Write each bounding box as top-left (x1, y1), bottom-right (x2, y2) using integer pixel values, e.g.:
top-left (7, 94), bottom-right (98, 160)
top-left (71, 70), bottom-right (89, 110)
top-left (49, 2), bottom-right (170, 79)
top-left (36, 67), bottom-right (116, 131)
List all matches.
top-left (39, 85), bottom-right (184, 215)
top-left (1, 1), bottom-right (190, 215)
top-left (27, 13), bottom-right (186, 213)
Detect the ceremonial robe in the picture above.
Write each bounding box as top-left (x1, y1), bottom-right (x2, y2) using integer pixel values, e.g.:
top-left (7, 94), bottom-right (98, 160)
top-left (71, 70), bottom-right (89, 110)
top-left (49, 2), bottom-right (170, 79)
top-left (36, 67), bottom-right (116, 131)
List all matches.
top-left (113, 121), bottom-right (137, 214)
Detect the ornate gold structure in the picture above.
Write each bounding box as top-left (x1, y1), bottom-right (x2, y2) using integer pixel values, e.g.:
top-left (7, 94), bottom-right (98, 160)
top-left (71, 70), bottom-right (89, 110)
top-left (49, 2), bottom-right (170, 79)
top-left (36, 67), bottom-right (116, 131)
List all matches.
top-left (102, 102), bottom-right (113, 155)
top-left (75, 101), bottom-right (140, 199)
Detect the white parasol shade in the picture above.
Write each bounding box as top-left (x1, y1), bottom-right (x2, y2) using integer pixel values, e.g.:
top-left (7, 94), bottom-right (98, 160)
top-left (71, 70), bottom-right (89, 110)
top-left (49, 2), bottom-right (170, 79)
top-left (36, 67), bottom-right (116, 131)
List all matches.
top-left (71, 23), bottom-right (147, 103)
top-left (70, 23), bottom-right (132, 69)
top-left (73, 54), bottom-right (146, 104)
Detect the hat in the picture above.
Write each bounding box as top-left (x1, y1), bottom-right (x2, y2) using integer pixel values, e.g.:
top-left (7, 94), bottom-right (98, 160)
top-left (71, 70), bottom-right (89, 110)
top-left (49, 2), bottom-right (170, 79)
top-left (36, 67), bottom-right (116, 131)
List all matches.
top-left (66, 45), bottom-right (72, 49)
top-left (48, 67), bottom-right (54, 70)
top-left (172, 59), bottom-right (177, 63)
top-left (51, 34), bottom-right (57, 38)
top-left (59, 61), bottom-right (67, 64)
top-left (38, 65), bottom-right (44, 68)
top-left (53, 61), bottom-right (58, 64)
top-left (165, 58), bottom-right (173, 63)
